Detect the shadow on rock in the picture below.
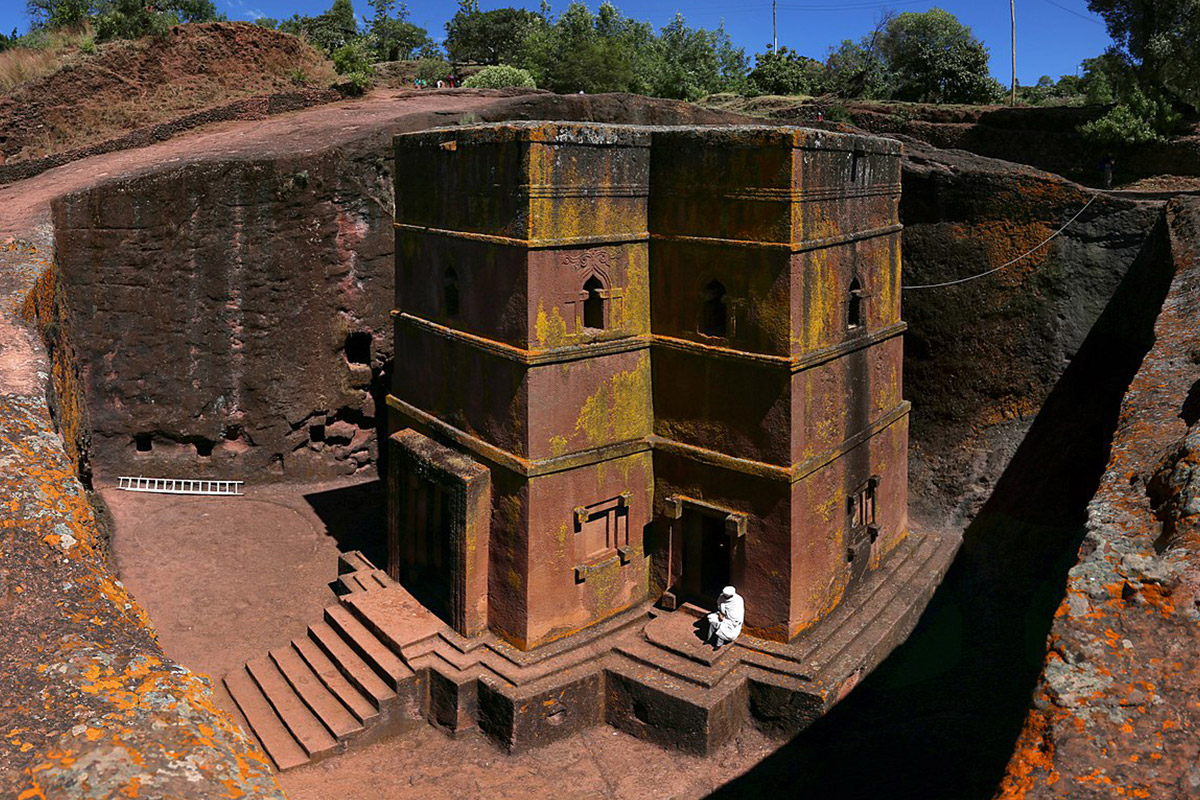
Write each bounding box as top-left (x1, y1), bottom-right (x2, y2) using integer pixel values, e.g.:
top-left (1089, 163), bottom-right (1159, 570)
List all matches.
top-left (712, 216), bottom-right (1173, 799)
top-left (304, 479), bottom-right (387, 568)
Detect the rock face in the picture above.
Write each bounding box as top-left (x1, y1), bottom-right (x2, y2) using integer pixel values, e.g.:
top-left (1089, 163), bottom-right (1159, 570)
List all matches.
top-left (898, 140), bottom-right (1164, 527)
top-left (1000, 197), bottom-right (1200, 799)
top-left (49, 92), bottom-right (755, 483)
top-left (3, 236), bottom-right (285, 800)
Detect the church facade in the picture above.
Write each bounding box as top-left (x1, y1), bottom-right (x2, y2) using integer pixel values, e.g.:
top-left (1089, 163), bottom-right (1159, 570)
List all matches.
top-left (386, 121), bottom-right (908, 652)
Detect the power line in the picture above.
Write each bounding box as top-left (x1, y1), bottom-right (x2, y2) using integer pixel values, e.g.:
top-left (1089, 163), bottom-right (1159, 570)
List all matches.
top-left (901, 195), bottom-right (1098, 290)
top-left (1037, 0), bottom-right (1105, 25)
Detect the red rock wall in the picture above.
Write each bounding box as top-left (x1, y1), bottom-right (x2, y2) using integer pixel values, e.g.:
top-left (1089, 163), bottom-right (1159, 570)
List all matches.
top-left (999, 197), bottom-right (1200, 799)
top-left (899, 142), bottom-right (1167, 527)
top-left (2, 237), bottom-right (284, 800)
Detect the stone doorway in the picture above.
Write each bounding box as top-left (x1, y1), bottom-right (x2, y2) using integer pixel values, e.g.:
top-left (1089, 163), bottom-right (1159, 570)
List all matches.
top-left (665, 496), bottom-right (746, 611)
top-left (681, 509), bottom-right (730, 607)
top-left (392, 470), bottom-right (455, 621)
top-left (387, 430), bottom-right (491, 637)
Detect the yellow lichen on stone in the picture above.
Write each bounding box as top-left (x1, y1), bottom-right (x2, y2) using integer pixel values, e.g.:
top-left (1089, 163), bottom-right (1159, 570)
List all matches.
top-left (572, 353), bottom-right (652, 448)
top-left (534, 300), bottom-right (569, 350)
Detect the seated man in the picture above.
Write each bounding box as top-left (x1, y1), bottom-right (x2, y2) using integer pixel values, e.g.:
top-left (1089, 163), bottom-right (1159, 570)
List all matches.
top-left (705, 586), bottom-right (744, 649)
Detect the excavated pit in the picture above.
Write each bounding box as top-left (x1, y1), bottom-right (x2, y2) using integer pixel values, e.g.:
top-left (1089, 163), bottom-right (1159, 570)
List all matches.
top-left (23, 92), bottom-right (1179, 796)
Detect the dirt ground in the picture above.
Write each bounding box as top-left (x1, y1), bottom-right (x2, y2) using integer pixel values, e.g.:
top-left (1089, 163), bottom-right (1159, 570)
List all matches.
top-left (102, 477), bottom-right (782, 800)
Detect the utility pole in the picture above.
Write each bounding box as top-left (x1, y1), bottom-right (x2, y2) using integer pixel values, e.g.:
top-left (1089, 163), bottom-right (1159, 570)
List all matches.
top-left (1010, 0), bottom-right (1017, 106)
top-left (772, 0), bottom-right (777, 53)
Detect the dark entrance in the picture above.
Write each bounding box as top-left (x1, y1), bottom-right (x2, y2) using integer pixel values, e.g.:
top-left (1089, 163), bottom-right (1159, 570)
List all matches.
top-left (392, 470), bottom-right (456, 625)
top-left (680, 507), bottom-right (732, 607)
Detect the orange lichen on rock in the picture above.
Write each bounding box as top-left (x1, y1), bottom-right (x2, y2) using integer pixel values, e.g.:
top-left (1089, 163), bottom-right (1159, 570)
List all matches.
top-left (998, 197), bottom-right (1200, 797)
top-left (0, 238), bottom-right (284, 798)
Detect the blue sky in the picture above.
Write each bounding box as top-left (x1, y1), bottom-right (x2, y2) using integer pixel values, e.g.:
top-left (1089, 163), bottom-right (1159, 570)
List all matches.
top-left (1, 0), bottom-right (1114, 85)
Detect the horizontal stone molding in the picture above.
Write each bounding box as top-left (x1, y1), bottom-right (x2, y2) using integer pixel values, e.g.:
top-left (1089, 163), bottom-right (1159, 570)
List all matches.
top-left (650, 222), bottom-right (903, 253)
top-left (653, 321), bottom-right (907, 373)
top-left (651, 401), bottom-right (911, 484)
top-left (386, 394), bottom-right (652, 478)
top-left (519, 183), bottom-right (648, 199)
top-left (393, 311), bottom-right (651, 365)
top-left (673, 182), bottom-right (902, 203)
top-left (394, 222), bottom-right (649, 250)
top-left (387, 393), bottom-right (908, 485)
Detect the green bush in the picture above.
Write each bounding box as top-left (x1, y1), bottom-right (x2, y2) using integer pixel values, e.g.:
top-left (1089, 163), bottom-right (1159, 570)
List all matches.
top-left (825, 104), bottom-right (852, 123)
top-left (77, 33), bottom-right (95, 53)
top-left (414, 56), bottom-right (449, 83)
top-left (1078, 88), bottom-right (1181, 145)
top-left (341, 69), bottom-right (372, 95)
top-left (462, 64), bottom-right (535, 89)
top-left (331, 41), bottom-right (371, 75)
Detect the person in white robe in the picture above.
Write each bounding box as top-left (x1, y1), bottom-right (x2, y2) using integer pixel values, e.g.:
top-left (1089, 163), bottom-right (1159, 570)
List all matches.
top-left (705, 586), bottom-right (744, 648)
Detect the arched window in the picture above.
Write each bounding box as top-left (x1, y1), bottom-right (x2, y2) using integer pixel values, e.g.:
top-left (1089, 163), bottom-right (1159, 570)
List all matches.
top-left (848, 276), bottom-right (864, 329)
top-left (700, 280), bottom-right (727, 337)
top-left (443, 267), bottom-right (460, 318)
top-left (582, 275), bottom-right (605, 330)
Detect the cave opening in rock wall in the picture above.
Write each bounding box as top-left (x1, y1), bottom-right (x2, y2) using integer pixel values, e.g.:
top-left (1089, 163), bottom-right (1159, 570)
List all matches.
top-left (344, 331), bottom-right (372, 365)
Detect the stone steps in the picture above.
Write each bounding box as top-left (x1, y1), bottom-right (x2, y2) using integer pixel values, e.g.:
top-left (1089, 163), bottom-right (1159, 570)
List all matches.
top-left (813, 533), bottom-right (955, 686)
top-left (224, 555), bottom-right (414, 772)
top-left (224, 666), bottom-right (309, 771)
top-left (613, 635), bottom-right (738, 689)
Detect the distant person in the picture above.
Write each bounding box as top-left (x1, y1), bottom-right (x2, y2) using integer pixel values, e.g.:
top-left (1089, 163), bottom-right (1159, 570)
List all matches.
top-left (1101, 155), bottom-right (1115, 190)
top-left (705, 586), bottom-right (744, 649)
top-left (437, 79), bottom-right (444, 89)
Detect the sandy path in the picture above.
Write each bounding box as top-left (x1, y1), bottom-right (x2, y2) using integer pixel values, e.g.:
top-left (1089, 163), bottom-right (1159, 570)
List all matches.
top-left (0, 88), bottom-right (497, 238)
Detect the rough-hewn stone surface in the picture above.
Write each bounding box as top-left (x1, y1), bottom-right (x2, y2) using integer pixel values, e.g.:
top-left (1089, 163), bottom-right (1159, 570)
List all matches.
top-left (1, 236), bottom-right (284, 799)
top-left (899, 140), bottom-right (1165, 527)
top-left (999, 197), bottom-right (1200, 798)
top-left (50, 92), bottom-right (753, 483)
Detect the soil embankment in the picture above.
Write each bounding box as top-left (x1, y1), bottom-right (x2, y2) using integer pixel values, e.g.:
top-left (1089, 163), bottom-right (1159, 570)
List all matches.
top-left (0, 22), bottom-right (337, 166)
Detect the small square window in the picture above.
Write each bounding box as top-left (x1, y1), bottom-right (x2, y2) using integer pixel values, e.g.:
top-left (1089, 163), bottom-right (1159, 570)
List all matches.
top-left (574, 496), bottom-right (630, 562)
top-left (848, 476), bottom-right (879, 529)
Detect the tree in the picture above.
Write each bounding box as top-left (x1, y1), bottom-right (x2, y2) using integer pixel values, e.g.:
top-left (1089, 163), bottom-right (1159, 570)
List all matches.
top-left (365, 0), bottom-right (431, 61)
top-left (90, 0), bottom-right (218, 41)
top-left (647, 15), bottom-right (745, 100)
top-left (27, 0), bottom-right (95, 29)
top-left (520, 3), bottom-right (641, 93)
top-left (445, 1), bottom-right (543, 64)
top-left (279, 0), bottom-right (358, 56)
top-left (1087, 0), bottom-right (1200, 109)
top-left (825, 38), bottom-right (890, 99)
top-left (876, 9), bottom-right (1002, 104)
top-left (1079, 85), bottom-right (1181, 143)
top-left (518, 2), bottom-right (742, 99)
top-left (747, 46), bottom-right (826, 96)
top-left (824, 11), bottom-right (893, 99)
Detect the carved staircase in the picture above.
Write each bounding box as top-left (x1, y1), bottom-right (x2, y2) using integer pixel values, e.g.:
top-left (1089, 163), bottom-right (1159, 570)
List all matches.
top-left (222, 552), bottom-right (422, 770)
top-left (226, 529), bottom-right (960, 767)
